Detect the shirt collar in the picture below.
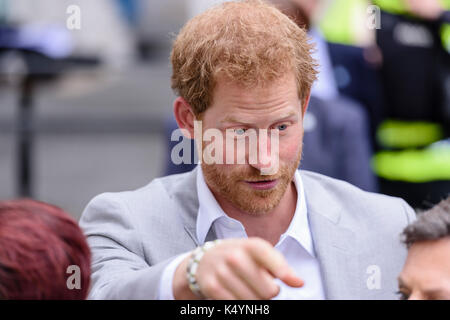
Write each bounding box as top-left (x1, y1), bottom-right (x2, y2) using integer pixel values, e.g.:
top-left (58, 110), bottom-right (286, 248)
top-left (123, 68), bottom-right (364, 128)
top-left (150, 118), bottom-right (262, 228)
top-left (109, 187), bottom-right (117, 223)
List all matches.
top-left (281, 168), bottom-right (314, 256)
top-left (196, 166), bottom-right (228, 244)
top-left (195, 166), bottom-right (314, 256)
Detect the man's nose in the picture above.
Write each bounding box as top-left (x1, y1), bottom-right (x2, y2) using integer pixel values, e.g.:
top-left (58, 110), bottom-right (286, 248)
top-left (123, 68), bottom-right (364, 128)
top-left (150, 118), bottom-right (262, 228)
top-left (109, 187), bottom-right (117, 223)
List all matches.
top-left (248, 132), bottom-right (276, 171)
top-left (249, 150), bottom-right (272, 171)
top-left (408, 291), bottom-right (424, 300)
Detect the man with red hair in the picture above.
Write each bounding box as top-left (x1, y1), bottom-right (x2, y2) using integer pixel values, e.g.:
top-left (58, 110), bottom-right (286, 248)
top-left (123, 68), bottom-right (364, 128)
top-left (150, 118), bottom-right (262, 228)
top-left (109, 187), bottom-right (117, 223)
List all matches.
top-left (82, 0), bottom-right (415, 300)
top-left (0, 199), bottom-right (91, 299)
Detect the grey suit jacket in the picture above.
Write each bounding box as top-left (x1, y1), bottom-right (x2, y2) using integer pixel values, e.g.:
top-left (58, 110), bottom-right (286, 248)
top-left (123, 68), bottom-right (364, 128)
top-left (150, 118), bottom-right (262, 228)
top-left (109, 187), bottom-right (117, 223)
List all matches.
top-left (79, 168), bottom-right (416, 300)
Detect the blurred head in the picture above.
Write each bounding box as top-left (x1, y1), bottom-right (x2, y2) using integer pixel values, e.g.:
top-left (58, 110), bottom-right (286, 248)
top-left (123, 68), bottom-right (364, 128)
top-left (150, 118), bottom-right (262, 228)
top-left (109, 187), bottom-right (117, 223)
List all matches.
top-left (0, 199), bottom-right (91, 300)
top-left (171, 0), bottom-right (317, 215)
top-left (270, 0), bottom-right (323, 29)
top-left (398, 196), bottom-right (450, 300)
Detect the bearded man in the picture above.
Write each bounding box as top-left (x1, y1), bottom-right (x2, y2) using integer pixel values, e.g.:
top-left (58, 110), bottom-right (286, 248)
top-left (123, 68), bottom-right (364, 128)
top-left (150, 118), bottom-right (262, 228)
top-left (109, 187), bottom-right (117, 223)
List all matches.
top-left (80, 0), bottom-right (416, 300)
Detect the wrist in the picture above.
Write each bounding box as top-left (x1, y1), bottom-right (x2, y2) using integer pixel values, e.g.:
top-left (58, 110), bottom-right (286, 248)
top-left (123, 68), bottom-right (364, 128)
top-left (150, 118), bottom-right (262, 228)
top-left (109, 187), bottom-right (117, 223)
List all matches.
top-left (173, 254), bottom-right (198, 300)
top-left (186, 240), bottom-right (222, 299)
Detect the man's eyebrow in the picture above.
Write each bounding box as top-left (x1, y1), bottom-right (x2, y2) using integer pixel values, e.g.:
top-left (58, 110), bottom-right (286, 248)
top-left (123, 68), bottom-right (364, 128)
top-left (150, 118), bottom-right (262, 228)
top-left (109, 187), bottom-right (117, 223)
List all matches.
top-left (219, 117), bottom-right (253, 125)
top-left (220, 112), bottom-right (298, 125)
top-left (397, 276), bottom-right (407, 288)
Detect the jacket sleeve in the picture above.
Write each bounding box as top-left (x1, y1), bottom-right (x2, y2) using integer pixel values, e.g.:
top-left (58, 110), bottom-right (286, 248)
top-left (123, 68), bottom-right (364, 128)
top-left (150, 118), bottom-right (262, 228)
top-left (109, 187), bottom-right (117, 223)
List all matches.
top-left (79, 192), bottom-right (175, 300)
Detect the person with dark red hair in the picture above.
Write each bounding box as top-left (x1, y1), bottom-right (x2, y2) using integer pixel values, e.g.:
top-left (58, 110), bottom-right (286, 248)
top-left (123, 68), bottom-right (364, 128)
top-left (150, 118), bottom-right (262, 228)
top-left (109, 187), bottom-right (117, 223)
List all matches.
top-left (0, 199), bottom-right (91, 299)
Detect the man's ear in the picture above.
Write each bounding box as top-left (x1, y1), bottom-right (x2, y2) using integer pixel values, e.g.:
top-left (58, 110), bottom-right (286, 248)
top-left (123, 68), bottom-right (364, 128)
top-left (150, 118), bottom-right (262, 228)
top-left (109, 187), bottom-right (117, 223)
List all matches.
top-left (173, 97), bottom-right (196, 139)
top-left (301, 92), bottom-right (311, 119)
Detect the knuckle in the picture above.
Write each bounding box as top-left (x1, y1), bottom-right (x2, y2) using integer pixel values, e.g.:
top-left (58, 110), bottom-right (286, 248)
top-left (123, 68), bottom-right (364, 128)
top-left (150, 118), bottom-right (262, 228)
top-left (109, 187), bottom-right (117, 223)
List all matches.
top-left (215, 265), bottom-right (229, 281)
top-left (202, 278), bottom-right (220, 295)
top-left (262, 292), bottom-right (273, 300)
top-left (267, 284), bottom-right (280, 299)
top-left (249, 237), bottom-right (270, 250)
top-left (225, 249), bottom-right (244, 267)
top-left (245, 238), bottom-right (260, 250)
top-left (246, 238), bottom-right (272, 258)
top-left (260, 281), bottom-right (279, 300)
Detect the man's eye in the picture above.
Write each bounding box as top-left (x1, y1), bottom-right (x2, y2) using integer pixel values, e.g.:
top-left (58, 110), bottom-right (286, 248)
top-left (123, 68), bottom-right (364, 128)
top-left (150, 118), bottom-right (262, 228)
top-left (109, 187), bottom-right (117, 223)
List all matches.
top-left (276, 124), bottom-right (288, 131)
top-left (396, 290), bottom-right (409, 300)
top-left (234, 128), bottom-right (246, 135)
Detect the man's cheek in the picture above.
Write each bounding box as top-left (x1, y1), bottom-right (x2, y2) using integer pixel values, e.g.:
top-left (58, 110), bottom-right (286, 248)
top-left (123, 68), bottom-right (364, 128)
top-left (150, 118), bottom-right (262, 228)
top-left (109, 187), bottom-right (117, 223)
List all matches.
top-left (280, 138), bottom-right (302, 161)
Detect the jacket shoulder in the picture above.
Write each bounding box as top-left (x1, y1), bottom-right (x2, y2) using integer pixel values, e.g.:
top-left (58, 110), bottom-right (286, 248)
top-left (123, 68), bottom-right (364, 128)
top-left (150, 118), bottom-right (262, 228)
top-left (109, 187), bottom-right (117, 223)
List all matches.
top-left (300, 170), bottom-right (415, 229)
top-left (80, 169), bottom-right (198, 230)
top-left (79, 170), bottom-right (199, 262)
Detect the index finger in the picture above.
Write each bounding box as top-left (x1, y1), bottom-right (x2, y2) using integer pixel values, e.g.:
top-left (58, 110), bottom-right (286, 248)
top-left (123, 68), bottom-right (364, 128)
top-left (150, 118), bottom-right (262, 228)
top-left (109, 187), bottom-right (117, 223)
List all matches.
top-left (245, 238), bottom-right (304, 288)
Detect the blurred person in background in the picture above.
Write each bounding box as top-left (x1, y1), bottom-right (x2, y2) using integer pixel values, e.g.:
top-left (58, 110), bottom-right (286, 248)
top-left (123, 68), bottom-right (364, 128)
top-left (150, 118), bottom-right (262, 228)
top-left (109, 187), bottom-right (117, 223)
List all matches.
top-left (0, 199), bottom-right (91, 299)
top-left (272, 0), bottom-right (381, 190)
top-left (372, 0), bottom-right (450, 209)
top-left (279, 0), bottom-right (386, 141)
top-left (398, 195), bottom-right (450, 300)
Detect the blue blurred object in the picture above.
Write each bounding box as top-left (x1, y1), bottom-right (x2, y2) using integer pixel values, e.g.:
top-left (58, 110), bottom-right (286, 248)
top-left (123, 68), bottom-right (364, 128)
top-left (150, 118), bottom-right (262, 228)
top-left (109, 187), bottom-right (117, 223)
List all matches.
top-left (116, 0), bottom-right (140, 27)
top-left (0, 25), bottom-right (73, 58)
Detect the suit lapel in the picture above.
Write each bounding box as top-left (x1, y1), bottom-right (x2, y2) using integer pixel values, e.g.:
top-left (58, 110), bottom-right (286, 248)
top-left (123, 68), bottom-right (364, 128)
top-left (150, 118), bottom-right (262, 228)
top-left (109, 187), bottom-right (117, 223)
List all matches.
top-left (308, 210), bottom-right (361, 299)
top-left (164, 167), bottom-right (201, 247)
top-left (303, 172), bottom-right (362, 299)
top-left (172, 167), bottom-right (218, 246)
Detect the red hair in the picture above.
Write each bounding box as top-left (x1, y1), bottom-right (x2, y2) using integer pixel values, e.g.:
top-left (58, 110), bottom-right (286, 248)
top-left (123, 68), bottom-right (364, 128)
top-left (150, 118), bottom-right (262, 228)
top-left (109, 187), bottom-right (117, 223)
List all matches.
top-left (0, 199), bottom-right (91, 299)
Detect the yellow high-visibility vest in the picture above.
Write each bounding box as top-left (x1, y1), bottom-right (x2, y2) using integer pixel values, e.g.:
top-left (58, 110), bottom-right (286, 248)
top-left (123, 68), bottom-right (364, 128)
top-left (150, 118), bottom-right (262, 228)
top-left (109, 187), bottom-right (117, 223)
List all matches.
top-left (320, 0), bottom-right (450, 51)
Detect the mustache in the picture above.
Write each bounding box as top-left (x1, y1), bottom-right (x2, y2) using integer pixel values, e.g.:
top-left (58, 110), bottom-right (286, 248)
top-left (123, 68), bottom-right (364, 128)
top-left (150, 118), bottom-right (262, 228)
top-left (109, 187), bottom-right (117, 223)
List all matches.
top-left (228, 166), bottom-right (288, 181)
top-left (203, 148), bottom-right (302, 183)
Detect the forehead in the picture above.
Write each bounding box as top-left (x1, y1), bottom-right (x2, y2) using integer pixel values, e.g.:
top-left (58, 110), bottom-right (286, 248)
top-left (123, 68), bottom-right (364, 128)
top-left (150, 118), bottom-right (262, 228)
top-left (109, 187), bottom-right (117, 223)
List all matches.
top-left (401, 238), bottom-right (450, 282)
top-left (206, 73), bottom-right (300, 118)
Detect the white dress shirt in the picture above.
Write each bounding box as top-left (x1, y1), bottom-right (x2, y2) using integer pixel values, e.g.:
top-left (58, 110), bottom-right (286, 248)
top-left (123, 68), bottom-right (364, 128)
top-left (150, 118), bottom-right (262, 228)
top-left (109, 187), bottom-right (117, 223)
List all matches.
top-left (158, 167), bottom-right (325, 300)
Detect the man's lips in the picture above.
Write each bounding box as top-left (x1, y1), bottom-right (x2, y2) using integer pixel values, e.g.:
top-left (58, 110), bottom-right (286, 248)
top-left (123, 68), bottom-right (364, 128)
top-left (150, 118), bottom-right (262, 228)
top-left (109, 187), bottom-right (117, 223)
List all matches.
top-left (244, 179), bottom-right (278, 190)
